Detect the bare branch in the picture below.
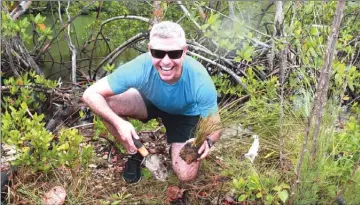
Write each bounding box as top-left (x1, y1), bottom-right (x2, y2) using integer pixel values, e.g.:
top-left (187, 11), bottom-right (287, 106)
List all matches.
top-left (187, 44), bottom-right (247, 78)
top-left (88, 15), bottom-right (150, 76)
top-left (35, 1), bottom-right (95, 62)
top-left (65, 1), bottom-right (77, 85)
top-left (10, 0), bottom-right (32, 20)
top-left (187, 51), bottom-right (248, 91)
top-left (92, 32), bottom-right (148, 80)
top-left (289, 1), bottom-right (345, 204)
top-left (177, 1), bottom-right (202, 30)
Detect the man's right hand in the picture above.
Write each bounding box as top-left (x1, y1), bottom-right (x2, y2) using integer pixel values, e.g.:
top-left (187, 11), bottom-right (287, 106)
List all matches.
top-left (116, 119), bottom-right (139, 154)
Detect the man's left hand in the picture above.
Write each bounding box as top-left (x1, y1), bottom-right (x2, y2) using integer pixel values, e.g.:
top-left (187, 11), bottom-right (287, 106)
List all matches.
top-left (197, 139), bottom-right (211, 160)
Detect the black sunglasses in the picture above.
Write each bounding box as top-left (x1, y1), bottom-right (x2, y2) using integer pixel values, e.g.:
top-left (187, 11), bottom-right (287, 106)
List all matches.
top-left (150, 49), bottom-right (184, 59)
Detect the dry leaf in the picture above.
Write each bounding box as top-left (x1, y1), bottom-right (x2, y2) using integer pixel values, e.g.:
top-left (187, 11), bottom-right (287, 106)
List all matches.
top-left (41, 186), bottom-right (66, 205)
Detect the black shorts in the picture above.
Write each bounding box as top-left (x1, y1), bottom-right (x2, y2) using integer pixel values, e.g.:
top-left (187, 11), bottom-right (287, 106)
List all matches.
top-left (140, 94), bottom-right (200, 143)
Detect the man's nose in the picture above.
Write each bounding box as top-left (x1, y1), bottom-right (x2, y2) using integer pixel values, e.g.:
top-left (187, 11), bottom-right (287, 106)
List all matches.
top-left (161, 54), bottom-right (172, 65)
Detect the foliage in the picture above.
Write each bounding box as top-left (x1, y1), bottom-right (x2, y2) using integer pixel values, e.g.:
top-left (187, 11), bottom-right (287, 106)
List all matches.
top-left (1, 11), bottom-right (31, 42)
top-left (295, 104), bottom-right (360, 204)
top-left (2, 71), bottom-right (57, 111)
top-left (100, 191), bottom-right (132, 205)
top-left (232, 173), bottom-right (290, 204)
top-left (1, 11), bottom-right (52, 44)
top-left (1, 102), bottom-right (93, 172)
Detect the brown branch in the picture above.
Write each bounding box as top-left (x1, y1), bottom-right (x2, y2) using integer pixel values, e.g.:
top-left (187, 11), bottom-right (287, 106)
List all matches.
top-left (34, 1), bottom-right (95, 62)
top-left (4, 41), bottom-right (20, 77)
top-left (10, 0), bottom-right (32, 20)
top-left (88, 15), bottom-right (150, 78)
top-left (273, 1), bottom-right (287, 171)
top-left (92, 32), bottom-right (149, 80)
top-left (288, 1), bottom-right (345, 204)
top-left (152, 1), bottom-right (164, 24)
top-left (310, 0), bottom-right (345, 159)
top-left (187, 51), bottom-right (248, 91)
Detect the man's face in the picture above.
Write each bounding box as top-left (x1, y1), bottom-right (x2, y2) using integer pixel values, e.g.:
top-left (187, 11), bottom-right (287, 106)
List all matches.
top-left (148, 37), bottom-right (187, 84)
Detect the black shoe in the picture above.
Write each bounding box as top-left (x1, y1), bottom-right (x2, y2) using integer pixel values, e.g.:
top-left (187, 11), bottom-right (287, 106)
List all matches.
top-left (123, 152), bottom-right (143, 184)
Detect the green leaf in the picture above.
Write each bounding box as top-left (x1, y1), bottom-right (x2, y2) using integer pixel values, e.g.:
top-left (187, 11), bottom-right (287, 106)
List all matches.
top-left (273, 185), bottom-right (282, 192)
top-left (310, 27), bottom-right (318, 36)
top-left (141, 168), bottom-right (152, 179)
top-left (238, 194), bottom-right (247, 202)
top-left (265, 195), bottom-right (274, 205)
top-left (280, 183), bottom-right (290, 189)
top-left (278, 190), bottom-right (289, 203)
top-left (256, 192), bottom-right (263, 198)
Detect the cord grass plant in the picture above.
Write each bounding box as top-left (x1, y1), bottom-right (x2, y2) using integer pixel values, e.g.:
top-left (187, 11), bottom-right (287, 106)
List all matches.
top-left (179, 97), bottom-right (250, 164)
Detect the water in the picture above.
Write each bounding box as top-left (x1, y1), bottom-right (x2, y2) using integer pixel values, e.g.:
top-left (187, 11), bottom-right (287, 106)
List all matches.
top-left (26, 14), bottom-right (139, 82)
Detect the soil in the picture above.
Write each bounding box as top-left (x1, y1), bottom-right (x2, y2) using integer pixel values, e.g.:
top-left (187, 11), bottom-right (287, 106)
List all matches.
top-left (179, 142), bottom-right (201, 164)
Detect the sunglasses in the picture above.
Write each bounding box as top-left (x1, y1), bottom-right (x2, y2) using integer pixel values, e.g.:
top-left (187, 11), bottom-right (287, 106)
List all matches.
top-left (150, 49), bottom-right (184, 59)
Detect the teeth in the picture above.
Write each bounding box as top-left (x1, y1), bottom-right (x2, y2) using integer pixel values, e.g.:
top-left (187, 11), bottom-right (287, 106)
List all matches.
top-left (161, 67), bottom-right (172, 71)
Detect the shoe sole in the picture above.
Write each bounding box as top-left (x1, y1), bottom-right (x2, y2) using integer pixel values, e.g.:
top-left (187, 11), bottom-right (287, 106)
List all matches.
top-left (122, 175), bottom-right (142, 184)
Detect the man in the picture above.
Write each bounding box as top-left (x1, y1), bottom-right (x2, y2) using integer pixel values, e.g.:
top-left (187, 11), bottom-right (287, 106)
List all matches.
top-left (83, 21), bottom-right (221, 184)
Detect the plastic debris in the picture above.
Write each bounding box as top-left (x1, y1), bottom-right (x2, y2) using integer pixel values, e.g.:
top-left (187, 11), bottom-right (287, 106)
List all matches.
top-left (244, 135), bottom-right (259, 163)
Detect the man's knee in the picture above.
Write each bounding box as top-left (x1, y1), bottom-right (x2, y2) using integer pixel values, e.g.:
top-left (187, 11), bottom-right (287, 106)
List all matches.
top-left (171, 143), bottom-right (200, 182)
top-left (175, 171), bottom-right (198, 182)
top-left (172, 160), bottom-right (199, 182)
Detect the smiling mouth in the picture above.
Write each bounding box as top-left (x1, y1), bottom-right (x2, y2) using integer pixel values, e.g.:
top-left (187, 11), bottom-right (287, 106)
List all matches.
top-left (160, 66), bottom-right (174, 71)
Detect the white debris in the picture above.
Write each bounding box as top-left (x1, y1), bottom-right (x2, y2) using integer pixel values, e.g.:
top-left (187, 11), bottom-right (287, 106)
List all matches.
top-left (88, 164), bottom-right (97, 168)
top-left (144, 155), bottom-right (168, 181)
top-left (244, 135), bottom-right (259, 163)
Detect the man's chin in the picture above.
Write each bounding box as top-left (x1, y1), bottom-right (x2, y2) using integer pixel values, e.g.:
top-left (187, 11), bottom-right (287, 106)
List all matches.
top-left (159, 73), bottom-right (175, 83)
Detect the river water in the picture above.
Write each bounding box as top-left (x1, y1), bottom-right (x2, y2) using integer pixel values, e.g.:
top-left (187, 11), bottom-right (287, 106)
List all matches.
top-left (27, 14), bottom-right (139, 82)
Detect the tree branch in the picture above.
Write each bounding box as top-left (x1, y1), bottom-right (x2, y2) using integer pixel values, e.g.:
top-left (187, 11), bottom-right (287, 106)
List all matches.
top-left (288, 1), bottom-right (345, 204)
top-left (92, 32), bottom-right (149, 80)
top-left (177, 1), bottom-right (202, 30)
top-left (187, 51), bottom-right (248, 91)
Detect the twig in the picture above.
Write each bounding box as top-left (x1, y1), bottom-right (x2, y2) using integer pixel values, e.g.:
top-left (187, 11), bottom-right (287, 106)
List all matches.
top-left (328, 156), bottom-right (360, 205)
top-left (65, 1), bottom-right (77, 85)
top-left (92, 32), bottom-right (148, 80)
top-left (289, 1), bottom-right (345, 204)
top-left (177, 1), bottom-right (202, 30)
top-left (70, 123), bottom-right (94, 129)
top-left (309, 0), bottom-right (345, 159)
top-left (35, 1), bottom-right (95, 61)
top-left (88, 15), bottom-right (150, 78)
top-left (26, 108), bottom-right (34, 119)
top-left (187, 51), bottom-right (248, 91)
top-left (187, 44), bottom-right (248, 77)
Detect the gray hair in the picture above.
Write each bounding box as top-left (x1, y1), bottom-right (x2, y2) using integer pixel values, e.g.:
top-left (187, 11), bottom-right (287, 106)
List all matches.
top-left (149, 21), bottom-right (186, 47)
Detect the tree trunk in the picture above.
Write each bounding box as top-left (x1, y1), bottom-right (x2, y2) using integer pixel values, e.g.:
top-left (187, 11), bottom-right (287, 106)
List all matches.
top-left (288, 1), bottom-right (345, 204)
top-left (310, 0), bottom-right (345, 159)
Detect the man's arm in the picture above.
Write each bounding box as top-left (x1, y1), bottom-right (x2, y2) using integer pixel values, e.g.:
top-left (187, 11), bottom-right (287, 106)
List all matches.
top-left (82, 77), bottom-right (138, 152)
top-left (83, 77), bottom-right (120, 125)
top-left (196, 112), bottom-right (222, 161)
top-left (206, 112), bottom-right (222, 143)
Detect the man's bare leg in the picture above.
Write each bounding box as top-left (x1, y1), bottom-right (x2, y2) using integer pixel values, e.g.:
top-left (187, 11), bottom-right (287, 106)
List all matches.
top-left (103, 88), bottom-right (148, 153)
top-left (171, 143), bottom-right (200, 182)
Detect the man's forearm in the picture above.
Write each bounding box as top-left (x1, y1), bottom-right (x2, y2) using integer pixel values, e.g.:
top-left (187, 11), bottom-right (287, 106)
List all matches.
top-left (207, 112), bottom-right (222, 143)
top-left (82, 90), bottom-right (124, 127)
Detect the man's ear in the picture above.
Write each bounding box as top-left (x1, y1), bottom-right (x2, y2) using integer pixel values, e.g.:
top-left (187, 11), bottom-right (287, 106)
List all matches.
top-left (147, 43), bottom-right (150, 52)
top-left (183, 45), bottom-right (188, 55)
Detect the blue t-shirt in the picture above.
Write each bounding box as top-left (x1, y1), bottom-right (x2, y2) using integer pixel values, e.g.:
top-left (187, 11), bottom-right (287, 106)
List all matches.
top-left (107, 53), bottom-right (218, 117)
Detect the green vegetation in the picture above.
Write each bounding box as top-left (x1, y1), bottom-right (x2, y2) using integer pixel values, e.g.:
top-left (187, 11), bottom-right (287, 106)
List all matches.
top-left (1, 1), bottom-right (359, 204)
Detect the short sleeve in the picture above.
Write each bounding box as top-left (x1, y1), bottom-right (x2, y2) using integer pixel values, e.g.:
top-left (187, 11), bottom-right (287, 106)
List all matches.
top-left (107, 54), bottom-right (145, 94)
top-left (196, 83), bottom-right (218, 117)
